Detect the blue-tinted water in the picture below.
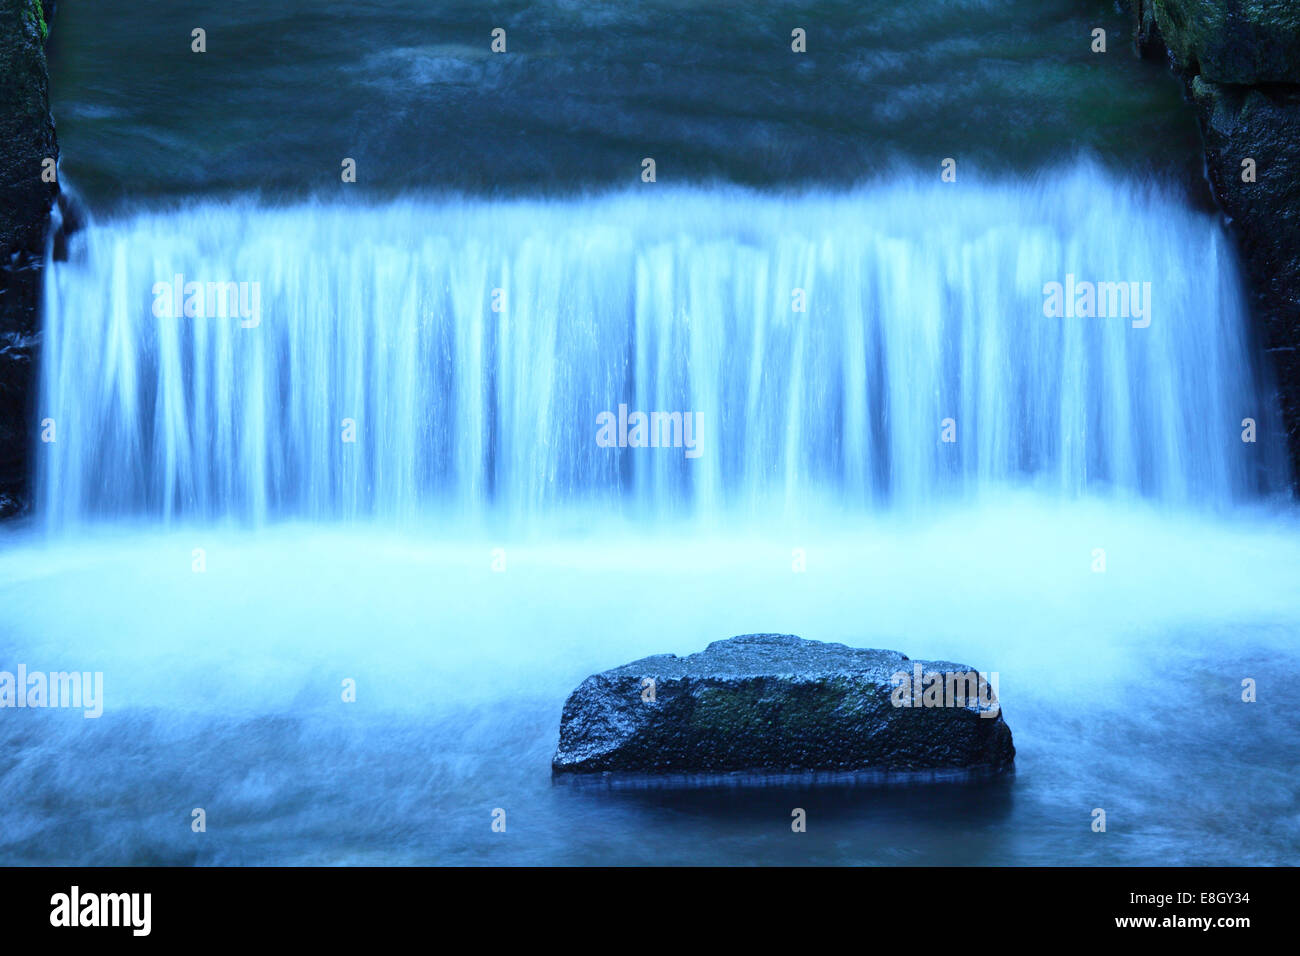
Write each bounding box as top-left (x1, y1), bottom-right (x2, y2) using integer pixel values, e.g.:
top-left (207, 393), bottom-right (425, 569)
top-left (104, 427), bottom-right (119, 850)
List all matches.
top-left (2, 0), bottom-right (1297, 866)
top-left (3, 503), bottom-right (1299, 864)
top-left (37, 169), bottom-right (1287, 524)
top-left (48, 0), bottom-right (1202, 200)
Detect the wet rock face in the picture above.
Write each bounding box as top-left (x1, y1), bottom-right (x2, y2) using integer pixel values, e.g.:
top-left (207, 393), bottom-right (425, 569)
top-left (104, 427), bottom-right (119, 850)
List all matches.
top-left (1133, 0), bottom-right (1300, 483)
top-left (1193, 79), bottom-right (1300, 469)
top-left (552, 634), bottom-right (1015, 779)
top-left (1149, 0), bottom-right (1300, 85)
top-left (0, 0), bottom-right (58, 517)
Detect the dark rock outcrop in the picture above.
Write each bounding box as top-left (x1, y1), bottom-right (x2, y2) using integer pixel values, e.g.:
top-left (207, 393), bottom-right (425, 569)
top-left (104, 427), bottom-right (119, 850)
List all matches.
top-left (0, 0), bottom-right (58, 518)
top-left (552, 634), bottom-right (1014, 782)
top-left (1139, 0), bottom-right (1300, 84)
top-left (1131, 1), bottom-right (1300, 482)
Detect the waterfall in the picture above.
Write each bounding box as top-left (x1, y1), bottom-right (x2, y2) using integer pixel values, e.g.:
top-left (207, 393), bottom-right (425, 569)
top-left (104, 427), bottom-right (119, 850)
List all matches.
top-left (35, 165), bottom-right (1289, 525)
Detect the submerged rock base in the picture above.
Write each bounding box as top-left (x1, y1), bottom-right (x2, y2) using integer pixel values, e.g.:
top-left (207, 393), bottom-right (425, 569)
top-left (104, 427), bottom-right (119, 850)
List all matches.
top-left (552, 634), bottom-right (1015, 781)
top-left (552, 766), bottom-right (1010, 791)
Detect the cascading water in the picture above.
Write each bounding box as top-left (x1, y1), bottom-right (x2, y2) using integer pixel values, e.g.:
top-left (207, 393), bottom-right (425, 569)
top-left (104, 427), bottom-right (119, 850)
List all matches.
top-left (36, 165), bottom-right (1289, 526)
top-left (9, 166), bottom-right (1300, 867)
top-left (10, 0), bottom-right (1299, 871)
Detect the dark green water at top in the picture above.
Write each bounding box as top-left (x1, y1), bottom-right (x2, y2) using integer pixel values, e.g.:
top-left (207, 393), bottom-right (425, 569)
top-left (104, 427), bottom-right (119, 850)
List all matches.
top-left (46, 0), bottom-right (1204, 204)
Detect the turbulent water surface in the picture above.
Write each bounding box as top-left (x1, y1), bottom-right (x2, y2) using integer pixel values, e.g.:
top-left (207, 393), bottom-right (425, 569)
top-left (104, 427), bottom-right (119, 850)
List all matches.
top-left (2, 500), bottom-right (1299, 865)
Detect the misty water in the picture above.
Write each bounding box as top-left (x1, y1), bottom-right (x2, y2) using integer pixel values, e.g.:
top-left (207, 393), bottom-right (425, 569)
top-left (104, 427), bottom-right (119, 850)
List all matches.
top-left (3, 499), bottom-right (1300, 864)
top-left (2, 1), bottom-right (1297, 865)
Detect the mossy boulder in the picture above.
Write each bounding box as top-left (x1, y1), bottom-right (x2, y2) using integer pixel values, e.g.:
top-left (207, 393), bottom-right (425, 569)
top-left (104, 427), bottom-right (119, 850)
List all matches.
top-left (552, 634), bottom-right (1014, 780)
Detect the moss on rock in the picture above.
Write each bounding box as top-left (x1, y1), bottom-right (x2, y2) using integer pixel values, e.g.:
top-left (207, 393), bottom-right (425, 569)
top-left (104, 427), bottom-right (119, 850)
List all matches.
top-left (24, 0), bottom-right (47, 41)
